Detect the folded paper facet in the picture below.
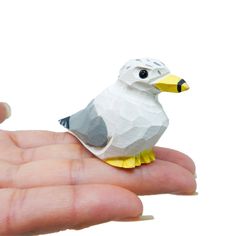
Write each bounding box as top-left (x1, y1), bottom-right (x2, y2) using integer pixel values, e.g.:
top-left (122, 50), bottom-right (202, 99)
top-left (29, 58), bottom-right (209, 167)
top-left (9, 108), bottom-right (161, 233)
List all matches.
top-left (59, 58), bottom-right (189, 168)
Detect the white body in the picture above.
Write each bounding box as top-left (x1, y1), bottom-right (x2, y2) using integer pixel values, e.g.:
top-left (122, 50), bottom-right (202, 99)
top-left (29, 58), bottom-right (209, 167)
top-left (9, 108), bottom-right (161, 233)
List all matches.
top-left (59, 58), bottom-right (183, 161)
top-left (82, 81), bottom-right (169, 159)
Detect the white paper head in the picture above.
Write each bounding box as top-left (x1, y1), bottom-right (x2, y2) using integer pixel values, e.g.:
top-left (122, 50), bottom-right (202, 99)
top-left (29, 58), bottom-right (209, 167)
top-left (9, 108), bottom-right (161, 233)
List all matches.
top-left (118, 58), bottom-right (189, 94)
top-left (118, 58), bottom-right (170, 93)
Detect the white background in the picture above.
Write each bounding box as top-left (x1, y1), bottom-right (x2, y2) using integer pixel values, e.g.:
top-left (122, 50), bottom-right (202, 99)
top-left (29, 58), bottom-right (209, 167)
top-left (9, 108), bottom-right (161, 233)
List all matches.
top-left (0, 0), bottom-right (236, 235)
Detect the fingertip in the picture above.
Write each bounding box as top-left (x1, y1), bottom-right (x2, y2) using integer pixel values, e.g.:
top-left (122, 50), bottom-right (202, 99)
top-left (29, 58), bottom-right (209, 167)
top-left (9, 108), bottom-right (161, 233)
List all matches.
top-left (111, 186), bottom-right (143, 220)
top-left (82, 185), bottom-right (143, 222)
top-left (154, 147), bottom-right (196, 175)
top-left (4, 103), bottom-right (11, 119)
top-left (171, 167), bottom-right (197, 195)
top-left (0, 102), bottom-right (11, 123)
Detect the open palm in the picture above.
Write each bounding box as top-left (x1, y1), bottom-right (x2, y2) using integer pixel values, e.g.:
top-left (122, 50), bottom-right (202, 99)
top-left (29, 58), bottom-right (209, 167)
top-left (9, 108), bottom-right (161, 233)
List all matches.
top-left (0, 103), bottom-right (196, 235)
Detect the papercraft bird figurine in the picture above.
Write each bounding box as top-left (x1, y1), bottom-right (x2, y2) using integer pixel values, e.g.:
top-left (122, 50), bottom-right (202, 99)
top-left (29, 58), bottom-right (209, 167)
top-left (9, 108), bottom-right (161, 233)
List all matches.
top-left (59, 58), bottom-right (189, 168)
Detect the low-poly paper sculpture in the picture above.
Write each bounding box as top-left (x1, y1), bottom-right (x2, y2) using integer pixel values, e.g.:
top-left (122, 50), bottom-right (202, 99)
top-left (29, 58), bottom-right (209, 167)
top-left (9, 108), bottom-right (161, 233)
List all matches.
top-left (59, 58), bottom-right (189, 168)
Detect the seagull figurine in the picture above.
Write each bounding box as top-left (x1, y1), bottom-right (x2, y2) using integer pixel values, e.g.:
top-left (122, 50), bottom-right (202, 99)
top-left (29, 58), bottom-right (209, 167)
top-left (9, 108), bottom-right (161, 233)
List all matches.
top-left (59, 58), bottom-right (189, 168)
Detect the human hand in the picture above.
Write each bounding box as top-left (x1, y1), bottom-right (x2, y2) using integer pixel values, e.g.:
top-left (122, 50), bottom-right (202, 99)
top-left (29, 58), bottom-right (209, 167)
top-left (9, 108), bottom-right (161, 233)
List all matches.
top-left (0, 105), bottom-right (196, 235)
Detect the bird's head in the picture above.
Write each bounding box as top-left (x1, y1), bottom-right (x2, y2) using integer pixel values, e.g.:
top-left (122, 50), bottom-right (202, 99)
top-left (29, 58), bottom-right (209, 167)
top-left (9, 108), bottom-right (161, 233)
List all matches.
top-left (118, 58), bottom-right (189, 94)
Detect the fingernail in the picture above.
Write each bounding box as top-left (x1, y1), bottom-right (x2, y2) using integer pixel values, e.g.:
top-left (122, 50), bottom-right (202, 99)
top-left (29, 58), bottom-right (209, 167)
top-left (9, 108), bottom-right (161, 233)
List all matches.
top-left (3, 103), bottom-right (11, 119)
top-left (172, 191), bottom-right (198, 196)
top-left (194, 172), bottom-right (197, 178)
top-left (118, 215), bottom-right (154, 222)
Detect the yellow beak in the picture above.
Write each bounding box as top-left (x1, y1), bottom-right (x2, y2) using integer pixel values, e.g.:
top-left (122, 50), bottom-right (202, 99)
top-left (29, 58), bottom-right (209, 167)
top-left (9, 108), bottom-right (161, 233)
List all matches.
top-left (154, 74), bottom-right (190, 93)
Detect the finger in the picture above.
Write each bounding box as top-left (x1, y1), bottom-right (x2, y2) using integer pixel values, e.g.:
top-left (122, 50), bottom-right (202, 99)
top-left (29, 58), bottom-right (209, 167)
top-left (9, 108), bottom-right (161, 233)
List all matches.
top-left (0, 143), bottom-right (91, 165)
top-left (3, 142), bottom-right (195, 177)
top-left (0, 185), bottom-right (142, 235)
top-left (0, 103), bottom-right (11, 123)
top-left (1, 131), bottom-right (196, 174)
top-left (0, 157), bottom-right (196, 195)
top-left (154, 147), bottom-right (196, 174)
top-left (6, 131), bottom-right (78, 148)
top-left (0, 142), bottom-right (196, 194)
top-left (3, 130), bottom-right (196, 175)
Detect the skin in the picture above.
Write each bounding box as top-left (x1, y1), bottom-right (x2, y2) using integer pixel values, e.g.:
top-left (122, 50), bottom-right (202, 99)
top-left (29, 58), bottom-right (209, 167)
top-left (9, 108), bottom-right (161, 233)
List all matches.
top-left (0, 103), bottom-right (196, 235)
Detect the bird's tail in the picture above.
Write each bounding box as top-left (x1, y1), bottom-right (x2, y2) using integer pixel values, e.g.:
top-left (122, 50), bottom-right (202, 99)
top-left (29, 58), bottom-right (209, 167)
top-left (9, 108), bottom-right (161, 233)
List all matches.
top-left (59, 116), bottom-right (70, 129)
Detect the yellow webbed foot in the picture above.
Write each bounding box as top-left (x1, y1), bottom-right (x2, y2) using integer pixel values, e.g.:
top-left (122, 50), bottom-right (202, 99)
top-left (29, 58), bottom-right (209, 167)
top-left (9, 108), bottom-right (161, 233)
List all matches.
top-left (105, 156), bottom-right (136, 168)
top-left (105, 149), bottom-right (156, 168)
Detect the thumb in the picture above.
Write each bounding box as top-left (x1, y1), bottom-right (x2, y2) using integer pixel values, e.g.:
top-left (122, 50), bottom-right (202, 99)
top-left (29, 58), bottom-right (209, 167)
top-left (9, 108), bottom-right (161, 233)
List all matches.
top-left (0, 102), bottom-right (11, 123)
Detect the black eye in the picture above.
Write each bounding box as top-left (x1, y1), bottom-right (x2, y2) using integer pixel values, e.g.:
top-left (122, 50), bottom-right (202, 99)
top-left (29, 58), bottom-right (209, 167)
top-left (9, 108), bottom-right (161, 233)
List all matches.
top-left (139, 70), bottom-right (148, 79)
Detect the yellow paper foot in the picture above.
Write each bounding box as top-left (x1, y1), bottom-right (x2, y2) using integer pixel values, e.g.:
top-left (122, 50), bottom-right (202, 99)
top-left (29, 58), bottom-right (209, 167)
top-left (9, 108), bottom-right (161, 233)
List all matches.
top-left (105, 149), bottom-right (156, 168)
top-left (105, 156), bottom-right (136, 168)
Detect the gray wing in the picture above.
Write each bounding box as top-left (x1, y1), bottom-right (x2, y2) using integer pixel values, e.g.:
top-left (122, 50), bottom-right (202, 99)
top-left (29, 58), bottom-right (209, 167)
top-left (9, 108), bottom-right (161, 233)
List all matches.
top-left (59, 101), bottom-right (109, 147)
